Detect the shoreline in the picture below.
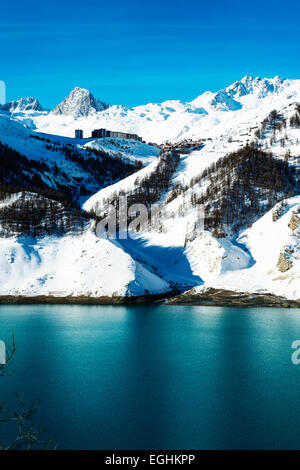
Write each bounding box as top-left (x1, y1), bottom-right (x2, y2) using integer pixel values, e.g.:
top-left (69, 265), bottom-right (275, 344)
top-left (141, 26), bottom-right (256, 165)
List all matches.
top-left (167, 288), bottom-right (300, 308)
top-left (0, 292), bottom-right (173, 305)
top-left (0, 288), bottom-right (299, 307)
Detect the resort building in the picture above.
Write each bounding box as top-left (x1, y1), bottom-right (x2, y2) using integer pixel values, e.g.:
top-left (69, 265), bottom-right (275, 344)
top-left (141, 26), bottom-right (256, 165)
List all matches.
top-left (75, 129), bottom-right (83, 139)
top-left (91, 128), bottom-right (142, 141)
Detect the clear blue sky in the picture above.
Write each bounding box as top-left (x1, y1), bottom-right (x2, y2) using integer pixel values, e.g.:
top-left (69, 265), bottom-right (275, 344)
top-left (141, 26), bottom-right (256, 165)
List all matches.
top-left (1, 0), bottom-right (300, 109)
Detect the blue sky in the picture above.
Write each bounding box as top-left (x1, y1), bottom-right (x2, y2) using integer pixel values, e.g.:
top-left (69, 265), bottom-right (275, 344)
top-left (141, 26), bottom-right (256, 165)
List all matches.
top-left (1, 0), bottom-right (300, 108)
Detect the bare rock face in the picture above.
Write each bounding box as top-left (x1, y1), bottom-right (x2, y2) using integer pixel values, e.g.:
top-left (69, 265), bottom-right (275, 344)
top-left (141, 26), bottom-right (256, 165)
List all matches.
top-left (51, 87), bottom-right (109, 117)
top-left (272, 202), bottom-right (287, 222)
top-left (288, 212), bottom-right (300, 231)
top-left (277, 252), bottom-right (293, 272)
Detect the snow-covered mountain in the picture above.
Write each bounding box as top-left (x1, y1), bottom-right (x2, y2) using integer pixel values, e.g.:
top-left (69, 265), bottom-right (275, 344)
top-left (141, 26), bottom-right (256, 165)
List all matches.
top-left (81, 89), bottom-right (300, 301)
top-left (51, 87), bottom-right (109, 117)
top-left (1, 97), bottom-right (42, 113)
top-left (190, 75), bottom-right (286, 109)
top-left (11, 75), bottom-right (300, 144)
top-left (0, 75), bottom-right (299, 302)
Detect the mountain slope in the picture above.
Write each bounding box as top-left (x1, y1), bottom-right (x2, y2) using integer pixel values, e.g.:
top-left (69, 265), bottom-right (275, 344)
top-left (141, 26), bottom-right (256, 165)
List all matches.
top-left (0, 74), bottom-right (299, 301)
top-left (0, 227), bottom-right (170, 297)
top-left (0, 113), bottom-right (159, 201)
top-left (81, 98), bottom-right (299, 299)
top-left (188, 195), bottom-right (300, 300)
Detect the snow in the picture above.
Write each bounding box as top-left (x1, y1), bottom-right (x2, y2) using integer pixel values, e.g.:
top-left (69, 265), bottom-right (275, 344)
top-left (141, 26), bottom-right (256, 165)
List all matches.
top-left (0, 75), bottom-right (299, 300)
top-left (185, 232), bottom-right (251, 283)
top-left (116, 232), bottom-right (202, 288)
top-left (85, 137), bottom-right (160, 164)
top-left (81, 103), bottom-right (300, 299)
top-left (0, 112), bottom-right (160, 198)
top-left (82, 156), bottom-right (162, 213)
top-left (0, 228), bottom-right (170, 297)
top-left (192, 196), bottom-right (300, 300)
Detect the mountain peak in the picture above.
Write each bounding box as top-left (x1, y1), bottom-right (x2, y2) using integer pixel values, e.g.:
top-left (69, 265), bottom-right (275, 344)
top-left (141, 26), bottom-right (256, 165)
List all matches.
top-left (223, 75), bottom-right (287, 101)
top-left (240, 74), bottom-right (254, 83)
top-left (189, 75), bottom-right (289, 112)
top-left (51, 87), bottom-right (109, 117)
top-left (1, 97), bottom-right (42, 113)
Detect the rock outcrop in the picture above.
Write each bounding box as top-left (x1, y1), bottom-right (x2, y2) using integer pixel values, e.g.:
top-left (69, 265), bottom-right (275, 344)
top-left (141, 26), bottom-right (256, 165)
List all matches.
top-left (277, 252), bottom-right (293, 272)
top-left (289, 212), bottom-right (300, 231)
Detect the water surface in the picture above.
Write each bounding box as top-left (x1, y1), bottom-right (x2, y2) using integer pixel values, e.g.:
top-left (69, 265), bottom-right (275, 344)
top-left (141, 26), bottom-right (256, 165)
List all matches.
top-left (0, 304), bottom-right (300, 449)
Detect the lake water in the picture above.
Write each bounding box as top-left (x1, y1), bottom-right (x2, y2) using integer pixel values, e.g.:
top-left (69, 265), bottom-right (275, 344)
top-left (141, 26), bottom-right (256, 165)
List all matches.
top-left (1, 304), bottom-right (300, 449)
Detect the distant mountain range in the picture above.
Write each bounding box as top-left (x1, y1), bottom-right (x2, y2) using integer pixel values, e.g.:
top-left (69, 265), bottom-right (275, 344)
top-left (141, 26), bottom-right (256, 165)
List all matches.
top-left (0, 97), bottom-right (42, 113)
top-left (2, 75), bottom-right (299, 143)
top-left (2, 74), bottom-right (290, 115)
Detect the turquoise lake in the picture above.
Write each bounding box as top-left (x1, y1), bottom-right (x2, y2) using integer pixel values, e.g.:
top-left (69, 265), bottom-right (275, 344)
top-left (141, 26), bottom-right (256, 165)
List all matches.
top-left (1, 304), bottom-right (300, 449)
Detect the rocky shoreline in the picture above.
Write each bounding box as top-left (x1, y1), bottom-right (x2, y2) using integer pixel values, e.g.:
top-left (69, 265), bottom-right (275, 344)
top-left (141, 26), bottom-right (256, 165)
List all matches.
top-left (167, 288), bottom-right (300, 308)
top-left (0, 288), bottom-right (299, 307)
top-left (0, 292), bottom-right (174, 305)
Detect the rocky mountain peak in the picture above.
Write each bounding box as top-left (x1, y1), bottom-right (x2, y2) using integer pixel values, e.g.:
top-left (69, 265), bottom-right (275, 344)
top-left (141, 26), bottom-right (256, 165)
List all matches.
top-left (1, 97), bottom-right (43, 113)
top-left (51, 87), bottom-right (109, 117)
